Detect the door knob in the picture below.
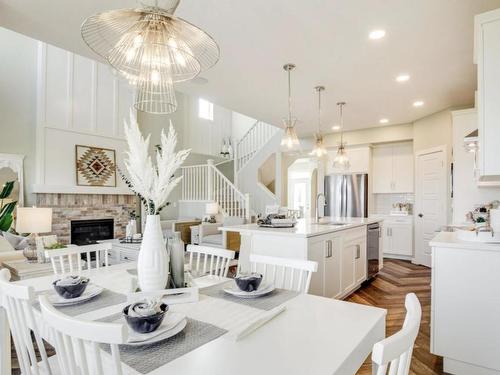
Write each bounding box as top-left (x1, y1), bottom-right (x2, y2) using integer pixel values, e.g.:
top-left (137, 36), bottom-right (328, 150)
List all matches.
top-left (418, 213), bottom-right (423, 218)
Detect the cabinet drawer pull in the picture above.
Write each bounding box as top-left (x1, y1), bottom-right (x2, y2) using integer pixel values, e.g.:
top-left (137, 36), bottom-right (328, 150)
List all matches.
top-left (355, 245), bottom-right (361, 259)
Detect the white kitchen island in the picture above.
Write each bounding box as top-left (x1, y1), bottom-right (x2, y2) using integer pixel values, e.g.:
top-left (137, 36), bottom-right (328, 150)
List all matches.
top-left (430, 231), bottom-right (500, 375)
top-left (220, 217), bottom-right (383, 299)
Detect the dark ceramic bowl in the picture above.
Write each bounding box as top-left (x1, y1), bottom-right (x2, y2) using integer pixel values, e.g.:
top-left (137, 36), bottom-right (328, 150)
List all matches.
top-left (123, 303), bottom-right (168, 334)
top-left (52, 277), bottom-right (89, 299)
top-left (235, 273), bottom-right (263, 292)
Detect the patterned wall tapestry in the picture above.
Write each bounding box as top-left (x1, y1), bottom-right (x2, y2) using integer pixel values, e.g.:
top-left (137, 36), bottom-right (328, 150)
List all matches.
top-left (75, 145), bottom-right (116, 187)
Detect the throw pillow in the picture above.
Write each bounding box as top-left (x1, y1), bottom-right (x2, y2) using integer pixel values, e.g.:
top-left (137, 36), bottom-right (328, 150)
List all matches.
top-left (0, 235), bottom-right (15, 253)
top-left (2, 231), bottom-right (30, 250)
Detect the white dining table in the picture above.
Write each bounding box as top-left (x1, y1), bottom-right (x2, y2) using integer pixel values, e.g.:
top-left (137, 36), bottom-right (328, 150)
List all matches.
top-left (1, 262), bottom-right (386, 375)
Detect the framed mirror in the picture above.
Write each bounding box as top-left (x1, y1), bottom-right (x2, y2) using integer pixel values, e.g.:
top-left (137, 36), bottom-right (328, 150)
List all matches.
top-left (0, 153), bottom-right (25, 207)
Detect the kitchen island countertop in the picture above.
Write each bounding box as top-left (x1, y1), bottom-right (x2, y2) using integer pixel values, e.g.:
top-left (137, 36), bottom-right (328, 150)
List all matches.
top-left (219, 217), bottom-right (383, 238)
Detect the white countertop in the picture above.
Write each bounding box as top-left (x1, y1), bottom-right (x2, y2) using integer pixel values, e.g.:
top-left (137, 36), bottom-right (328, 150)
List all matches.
top-left (219, 217), bottom-right (383, 238)
top-left (430, 231), bottom-right (500, 252)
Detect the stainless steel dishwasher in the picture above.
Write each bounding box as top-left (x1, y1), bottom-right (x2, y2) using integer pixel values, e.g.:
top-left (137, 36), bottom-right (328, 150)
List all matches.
top-left (366, 223), bottom-right (381, 279)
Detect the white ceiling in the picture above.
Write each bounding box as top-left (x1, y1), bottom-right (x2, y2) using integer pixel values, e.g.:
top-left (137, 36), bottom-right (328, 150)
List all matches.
top-left (2, 0), bottom-right (500, 134)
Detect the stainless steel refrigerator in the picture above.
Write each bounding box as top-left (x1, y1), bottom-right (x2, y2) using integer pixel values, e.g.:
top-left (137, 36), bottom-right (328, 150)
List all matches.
top-left (324, 174), bottom-right (368, 218)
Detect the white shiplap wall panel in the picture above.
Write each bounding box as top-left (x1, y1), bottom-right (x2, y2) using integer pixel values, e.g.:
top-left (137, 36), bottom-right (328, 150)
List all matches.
top-left (35, 41), bottom-right (136, 195)
top-left (96, 64), bottom-right (115, 137)
top-left (44, 44), bottom-right (68, 129)
top-left (72, 54), bottom-right (93, 132)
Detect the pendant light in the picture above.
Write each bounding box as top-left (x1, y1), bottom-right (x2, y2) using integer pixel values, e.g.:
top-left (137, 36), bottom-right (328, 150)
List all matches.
top-left (310, 86), bottom-right (327, 157)
top-left (281, 63), bottom-right (300, 149)
top-left (81, 0), bottom-right (220, 114)
top-left (332, 102), bottom-right (350, 170)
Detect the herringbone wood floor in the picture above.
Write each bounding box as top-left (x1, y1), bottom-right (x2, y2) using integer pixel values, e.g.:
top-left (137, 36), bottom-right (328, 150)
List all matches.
top-left (11, 259), bottom-right (442, 374)
top-left (348, 259), bottom-right (443, 375)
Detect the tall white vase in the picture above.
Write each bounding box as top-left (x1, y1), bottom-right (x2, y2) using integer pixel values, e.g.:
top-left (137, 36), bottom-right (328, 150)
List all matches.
top-left (138, 215), bottom-right (169, 291)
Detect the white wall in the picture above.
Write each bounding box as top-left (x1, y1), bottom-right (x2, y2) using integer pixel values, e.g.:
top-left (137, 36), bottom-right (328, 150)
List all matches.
top-left (34, 42), bottom-right (135, 195)
top-left (0, 28), bottom-right (38, 205)
top-left (452, 108), bottom-right (500, 223)
top-left (232, 112), bottom-right (257, 141)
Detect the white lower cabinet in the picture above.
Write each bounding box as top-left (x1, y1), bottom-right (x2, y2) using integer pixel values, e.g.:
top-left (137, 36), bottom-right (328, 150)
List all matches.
top-left (309, 227), bottom-right (367, 299)
top-left (382, 218), bottom-right (413, 257)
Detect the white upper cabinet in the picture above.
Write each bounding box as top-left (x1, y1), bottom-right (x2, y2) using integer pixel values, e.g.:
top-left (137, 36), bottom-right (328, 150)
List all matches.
top-left (327, 146), bottom-right (371, 175)
top-left (372, 142), bottom-right (414, 193)
top-left (475, 9), bottom-right (500, 176)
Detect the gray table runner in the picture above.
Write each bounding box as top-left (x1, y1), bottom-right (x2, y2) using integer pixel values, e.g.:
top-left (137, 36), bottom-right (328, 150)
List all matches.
top-left (200, 280), bottom-right (299, 311)
top-left (34, 288), bottom-right (127, 317)
top-left (99, 313), bottom-right (227, 374)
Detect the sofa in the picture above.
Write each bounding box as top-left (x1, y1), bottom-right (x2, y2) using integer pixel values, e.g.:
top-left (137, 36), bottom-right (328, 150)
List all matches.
top-left (198, 216), bottom-right (245, 249)
top-left (0, 235), bottom-right (25, 266)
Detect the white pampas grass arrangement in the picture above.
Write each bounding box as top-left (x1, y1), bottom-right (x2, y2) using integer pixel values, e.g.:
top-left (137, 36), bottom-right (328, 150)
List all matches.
top-left (123, 110), bottom-right (190, 215)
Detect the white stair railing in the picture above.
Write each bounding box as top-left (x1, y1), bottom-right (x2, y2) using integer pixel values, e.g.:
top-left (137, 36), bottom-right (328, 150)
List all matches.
top-left (235, 121), bottom-right (279, 174)
top-left (181, 160), bottom-right (250, 220)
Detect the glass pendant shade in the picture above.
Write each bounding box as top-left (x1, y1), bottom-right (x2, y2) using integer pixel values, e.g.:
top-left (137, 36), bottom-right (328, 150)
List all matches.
top-left (310, 134), bottom-right (327, 157)
top-left (81, 0), bottom-right (219, 114)
top-left (281, 63), bottom-right (300, 149)
top-left (333, 102), bottom-right (350, 170)
top-left (310, 85), bottom-right (327, 157)
top-left (332, 143), bottom-right (350, 170)
top-left (281, 121), bottom-right (300, 149)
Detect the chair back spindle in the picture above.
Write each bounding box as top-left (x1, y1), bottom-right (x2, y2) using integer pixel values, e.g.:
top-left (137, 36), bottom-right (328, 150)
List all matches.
top-left (39, 295), bottom-right (127, 375)
top-left (249, 254), bottom-right (318, 293)
top-left (187, 245), bottom-right (235, 277)
top-left (371, 293), bottom-right (422, 375)
top-left (45, 243), bottom-right (114, 276)
top-left (0, 269), bottom-right (53, 375)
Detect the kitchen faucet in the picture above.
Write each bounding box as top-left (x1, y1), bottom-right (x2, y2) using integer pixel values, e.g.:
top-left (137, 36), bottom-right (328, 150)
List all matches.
top-left (315, 193), bottom-right (327, 223)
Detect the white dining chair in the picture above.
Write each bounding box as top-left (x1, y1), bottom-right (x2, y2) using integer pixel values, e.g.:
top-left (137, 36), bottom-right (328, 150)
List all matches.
top-left (38, 295), bottom-right (127, 375)
top-left (0, 269), bottom-right (55, 375)
top-left (249, 254), bottom-right (318, 293)
top-left (187, 244), bottom-right (236, 277)
top-left (371, 293), bottom-right (422, 375)
top-left (45, 243), bottom-right (114, 276)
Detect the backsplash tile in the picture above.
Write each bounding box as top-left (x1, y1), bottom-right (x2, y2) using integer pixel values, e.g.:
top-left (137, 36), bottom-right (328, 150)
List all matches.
top-left (372, 193), bottom-right (415, 215)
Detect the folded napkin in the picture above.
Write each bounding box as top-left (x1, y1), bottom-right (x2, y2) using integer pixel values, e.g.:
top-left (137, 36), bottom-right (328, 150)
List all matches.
top-left (226, 305), bottom-right (286, 342)
top-left (127, 299), bottom-right (163, 317)
top-left (55, 276), bottom-right (88, 287)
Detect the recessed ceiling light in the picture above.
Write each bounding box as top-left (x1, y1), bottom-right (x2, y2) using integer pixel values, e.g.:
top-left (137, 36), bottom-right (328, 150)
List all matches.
top-left (369, 29), bottom-right (386, 40)
top-left (413, 100), bottom-right (424, 107)
top-left (332, 125), bottom-right (341, 131)
top-left (379, 118), bottom-right (389, 124)
top-left (396, 74), bottom-right (410, 82)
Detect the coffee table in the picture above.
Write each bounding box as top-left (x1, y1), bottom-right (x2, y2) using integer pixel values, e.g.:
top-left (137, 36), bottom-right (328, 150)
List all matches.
top-left (2, 259), bottom-right (54, 281)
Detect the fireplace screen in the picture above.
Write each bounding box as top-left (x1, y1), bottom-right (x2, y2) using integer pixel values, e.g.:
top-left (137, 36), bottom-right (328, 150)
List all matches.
top-left (70, 219), bottom-right (114, 246)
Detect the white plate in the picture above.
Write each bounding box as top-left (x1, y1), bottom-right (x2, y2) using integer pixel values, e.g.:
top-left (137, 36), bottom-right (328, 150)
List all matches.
top-left (48, 284), bottom-right (103, 306)
top-left (125, 313), bottom-right (187, 346)
top-left (223, 283), bottom-right (275, 299)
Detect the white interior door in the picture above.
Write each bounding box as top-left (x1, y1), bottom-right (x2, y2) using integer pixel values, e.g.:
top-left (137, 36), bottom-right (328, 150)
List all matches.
top-left (414, 147), bottom-right (447, 267)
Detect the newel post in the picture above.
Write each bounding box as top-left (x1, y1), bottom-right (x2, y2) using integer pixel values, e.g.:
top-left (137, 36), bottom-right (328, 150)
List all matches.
top-left (207, 159), bottom-right (214, 201)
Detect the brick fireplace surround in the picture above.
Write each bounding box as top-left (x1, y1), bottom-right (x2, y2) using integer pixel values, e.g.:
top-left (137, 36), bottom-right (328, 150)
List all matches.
top-left (36, 193), bottom-right (137, 244)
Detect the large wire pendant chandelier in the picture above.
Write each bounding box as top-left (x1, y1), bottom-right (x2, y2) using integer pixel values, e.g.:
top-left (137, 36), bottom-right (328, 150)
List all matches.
top-left (281, 63), bottom-right (300, 149)
top-left (332, 102), bottom-right (350, 170)
top-left (81, 0), bottom-right (220, 114)
top-left (310, 86), bottom-right (327, 157)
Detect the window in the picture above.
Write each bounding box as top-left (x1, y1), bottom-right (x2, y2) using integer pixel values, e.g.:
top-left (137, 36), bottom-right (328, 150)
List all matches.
top-left (198, 98), bottom-right (214, 121)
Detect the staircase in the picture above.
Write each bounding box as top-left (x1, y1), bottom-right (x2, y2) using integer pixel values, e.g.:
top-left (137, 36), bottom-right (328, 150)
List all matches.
top-left (180, 160), bottom-right (250, 220)
top-left (180, 120), bottom-right (281, 219)
top-left (234, 121), bottom-right (280, 183)
top-left (234, 121), bottom-right (282, 215)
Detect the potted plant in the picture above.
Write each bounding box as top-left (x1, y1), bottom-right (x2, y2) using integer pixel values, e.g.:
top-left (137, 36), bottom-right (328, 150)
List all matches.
top-left (122, 111), bottom-right (190, 292)
top-left (0, 181), bottom-right (17, 231)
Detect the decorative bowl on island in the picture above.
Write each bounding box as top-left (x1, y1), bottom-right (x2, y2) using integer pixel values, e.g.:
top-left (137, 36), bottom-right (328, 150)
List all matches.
top-left (235, 273), bottom-right (263, 292)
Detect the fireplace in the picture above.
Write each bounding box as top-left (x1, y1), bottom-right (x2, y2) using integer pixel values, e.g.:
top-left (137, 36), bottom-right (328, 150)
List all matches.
top-left (71, 219), bottom-right (114, 246)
